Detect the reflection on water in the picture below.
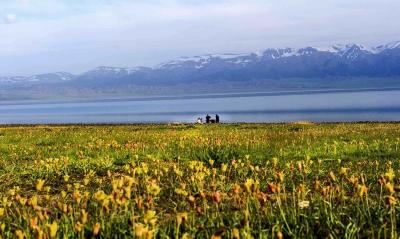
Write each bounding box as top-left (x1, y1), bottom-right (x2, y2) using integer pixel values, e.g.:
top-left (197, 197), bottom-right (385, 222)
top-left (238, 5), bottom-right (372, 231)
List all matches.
top-left (1, 89), bottom-right (400, 124)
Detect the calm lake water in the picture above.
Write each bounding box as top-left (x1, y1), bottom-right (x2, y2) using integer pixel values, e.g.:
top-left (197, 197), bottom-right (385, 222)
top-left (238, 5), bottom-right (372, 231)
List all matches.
top-left (1, 89), bottom-right (400, 124)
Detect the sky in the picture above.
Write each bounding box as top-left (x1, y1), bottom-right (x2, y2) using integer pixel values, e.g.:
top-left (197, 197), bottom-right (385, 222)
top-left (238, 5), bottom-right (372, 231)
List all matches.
top-left (0, 0), bottom-right (399, 76)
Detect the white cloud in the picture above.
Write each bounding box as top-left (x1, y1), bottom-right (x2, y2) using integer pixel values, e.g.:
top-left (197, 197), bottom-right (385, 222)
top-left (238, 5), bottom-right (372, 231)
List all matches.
top-left (3, 14), bottom-right (17, 24)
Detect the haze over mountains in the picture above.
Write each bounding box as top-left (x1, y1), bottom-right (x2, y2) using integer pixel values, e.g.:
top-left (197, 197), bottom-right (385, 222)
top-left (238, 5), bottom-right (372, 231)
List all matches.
top-left (1, 41), bottom-right (400, 101)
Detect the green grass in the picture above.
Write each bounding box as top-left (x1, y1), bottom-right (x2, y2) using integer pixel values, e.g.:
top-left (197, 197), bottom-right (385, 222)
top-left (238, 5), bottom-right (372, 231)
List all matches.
top-left (0, 123), bottom-right (400, 238)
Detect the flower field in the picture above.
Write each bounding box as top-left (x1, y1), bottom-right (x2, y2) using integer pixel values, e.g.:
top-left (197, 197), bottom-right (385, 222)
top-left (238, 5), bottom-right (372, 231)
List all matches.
top-left (0, 123), bottom-right (400, 238)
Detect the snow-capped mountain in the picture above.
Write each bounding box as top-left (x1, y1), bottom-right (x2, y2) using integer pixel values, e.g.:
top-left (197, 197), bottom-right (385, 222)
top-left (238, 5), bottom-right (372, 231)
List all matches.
top-left (0, 72), bottom-right (75, 85)
top-left (1, 40), bottom-right (400, 100)
top-left (158, 41), bottom-right (400, 69)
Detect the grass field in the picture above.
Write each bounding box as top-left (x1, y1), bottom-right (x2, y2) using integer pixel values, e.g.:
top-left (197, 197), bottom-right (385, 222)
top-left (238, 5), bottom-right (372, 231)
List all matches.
top-left (0, 123), bottom-right (400, 238)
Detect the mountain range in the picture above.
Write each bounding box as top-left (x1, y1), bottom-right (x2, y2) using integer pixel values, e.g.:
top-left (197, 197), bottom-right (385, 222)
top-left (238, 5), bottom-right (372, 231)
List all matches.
top-left (1, 41), bottom-right (400, 100)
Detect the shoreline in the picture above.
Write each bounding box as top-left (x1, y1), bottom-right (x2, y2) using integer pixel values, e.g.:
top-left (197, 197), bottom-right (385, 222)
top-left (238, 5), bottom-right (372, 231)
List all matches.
top-left (1, 121), bottom-right (400, 127)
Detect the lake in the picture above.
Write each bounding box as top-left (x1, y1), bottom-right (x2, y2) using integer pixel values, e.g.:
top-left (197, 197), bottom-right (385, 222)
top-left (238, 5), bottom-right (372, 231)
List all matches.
top-left (1, 88), bottom-right (400, 124)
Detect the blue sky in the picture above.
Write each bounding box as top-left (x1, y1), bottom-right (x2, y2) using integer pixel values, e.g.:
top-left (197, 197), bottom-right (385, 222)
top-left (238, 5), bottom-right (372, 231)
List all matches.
top-left (0, 0), bottom-right (399, 76)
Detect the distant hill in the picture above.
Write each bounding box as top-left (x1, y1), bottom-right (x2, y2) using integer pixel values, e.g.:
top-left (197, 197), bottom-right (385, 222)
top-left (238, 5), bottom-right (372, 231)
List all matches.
top-left (1, 41), bottom-right (400, 100)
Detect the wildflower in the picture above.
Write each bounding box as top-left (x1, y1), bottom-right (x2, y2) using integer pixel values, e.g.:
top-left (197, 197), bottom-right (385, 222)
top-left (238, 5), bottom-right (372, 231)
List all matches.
top-left (386, 196), bottom-right (397, 206)
top-left (329, 171), bottom-right (337, 181)
top-left (277, 171), bottom-right (285, 182)
top-left (188, 195), bottom-right (195, 204)
top-left (36, 179), bottom-right (45, 191)
top-left (81, 209), bottom-right (88, 224)
top-left (340, 167), bottom-right (349, 175)
top-left (277, 231), bottom-right (284, 239)
top-left (272, 157), bottom-right (278, 167)
top-left (176, 212), bottom-right (188, 225)
top-left (212, 192), bottom-right (221, 203)
top-left (232, 228), bottom-right (240, 239)
top-left (93, 223), bottom-right (101, 236)
top-left (63, 174), bottom-right (70, 182)
top-left (15, 230), bottom-right (24, 239)
top-left (385, 168), bottom-right (395, 181)
top-left (297, 184), bottom-right (306, 194)
top-left (144, 210), bottom-right (157, 225)
top-left (61, 191), bottom-right (67, 198)
top-left (268, 183), bottom-right (280, 193)
top-left (221, 163), bottom-right (228, 172)
top-left (313, 180), bottom-right (321, 190)
top-left (357, 185), bottom-right (368, 197)
top-left (298, 200), bottom-right (310, 209)
top-left (18, 196), bottom-right (27, 206)
top-left (181, 233), bottom-right (192, 239)
top-left (0, 208), bottom-right (4, 217)
top-left (385, 183), bottom-right (395, 194)
top-left (297, 161), bottom-right (303, 172)
top-left (175, 188), bottom-right (188, 196)
top-left (245, 179), bottom-right (256, 193)
top-left (232, 184), bottom-right (241, 194)
top-left (134, 223), bottom-right (147, 238)
top-left (83, 177), bottom-right (90, 186)
top-left (46, 221), bottom-right (58, 238)
top-left (147, 183), bottom-right (161, 196)
top-left (75, 222), bottom-right (82, 232)
top-left (29, 196), bottom-right (38, 208)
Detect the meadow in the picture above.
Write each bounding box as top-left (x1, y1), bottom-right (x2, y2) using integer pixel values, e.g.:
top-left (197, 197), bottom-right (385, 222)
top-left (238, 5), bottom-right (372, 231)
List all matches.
top-left (0, 123), bottom-right (400, 238)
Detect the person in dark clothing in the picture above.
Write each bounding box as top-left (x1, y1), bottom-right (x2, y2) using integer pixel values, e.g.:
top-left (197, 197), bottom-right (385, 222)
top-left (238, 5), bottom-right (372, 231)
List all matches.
top-left (215, 114), bottom-right (220, 123)
top-left (206, 114), bottom-right (211, 124)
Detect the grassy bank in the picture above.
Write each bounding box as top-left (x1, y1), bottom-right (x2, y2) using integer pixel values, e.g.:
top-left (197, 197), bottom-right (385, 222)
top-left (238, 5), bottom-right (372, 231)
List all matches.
top-left (0, 123), bottom-right (400, 238)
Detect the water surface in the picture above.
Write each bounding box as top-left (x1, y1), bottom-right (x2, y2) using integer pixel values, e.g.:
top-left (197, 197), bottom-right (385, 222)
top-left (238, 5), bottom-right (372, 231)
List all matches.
top-left (1, 89), bottom-right (400, 124)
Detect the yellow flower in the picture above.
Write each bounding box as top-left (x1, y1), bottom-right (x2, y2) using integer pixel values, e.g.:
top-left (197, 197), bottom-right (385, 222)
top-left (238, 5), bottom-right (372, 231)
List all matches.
top-left (385, 183), bottom-right (395, 194)
top-left (176, 212), bottom-right (188, 225)
top-left (298, 200), bottom-right (310, 209)
top-left (147, 183), bottom-right (161, 196)
top-left (63, 174), bottom-right (70, 182)
top-left (61, 191), bottom-right (67, 198)
top-left (357, 185), bottom-right (368, 197)
top-left (15, 230), bottom-right (24, 239)
top-left (232, 228), bottom-right (240, 239)
top-left (75, 222), bottom-right (82, 232)
top-left (0, 208), bottom-right (4, 217)
top-left (46, 221), bottom-right (58, 238)
top-left (385, 168), bottom-right (395, 181)
top-left (134, 223), bottom-right (147, 238)
top-left (81, 209), bottom-right (88, 224)
top-left (144, 210), bottom-right (157, 225)
top-left (221, 163), bottom-right (228, 172)
top-left (30, 196), bottom-right (38, 207)
top-left (245, 178), bottom-right (257, 193)
top-left (340, 167), bottom-right (349, 175)
top-left (272, 157), bottom-right (279, 167)
top-left (84, 177), bottom-right (90, 186)
top-left (329, 171), bottom-right (336, 181)
top-left (36, 179), bottom-right (45, 191)
top-left (277, 171), bottom-right (285, 182)
top-left (175, 188), bottom-right (188, 196)
top-left (277, 231), bottom-right (284, 239)
top-left (93, 223), bottom-right (101, 236)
